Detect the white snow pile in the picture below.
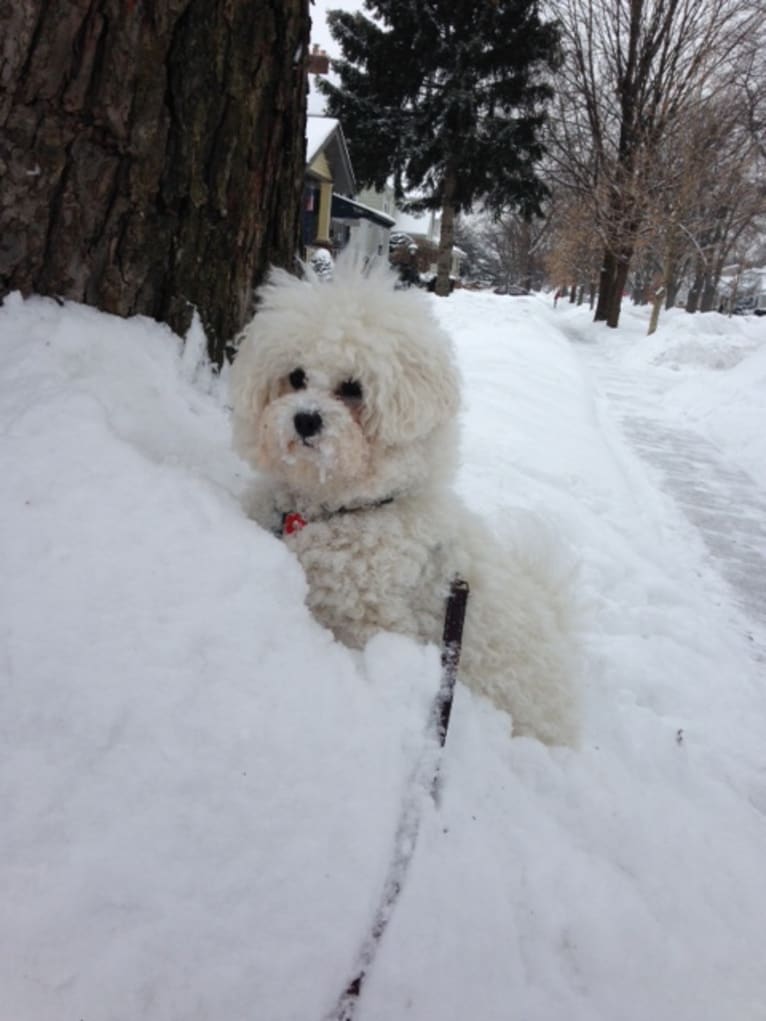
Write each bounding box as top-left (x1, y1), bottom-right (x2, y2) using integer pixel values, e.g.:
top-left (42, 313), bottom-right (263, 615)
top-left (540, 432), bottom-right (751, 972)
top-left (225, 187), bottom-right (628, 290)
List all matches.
top-left (557, 299), bottom-right (766, 491)
top-left (2, 288), bottom-right (766, 1021)
top-left (642, 306), bottom-right (761, 372)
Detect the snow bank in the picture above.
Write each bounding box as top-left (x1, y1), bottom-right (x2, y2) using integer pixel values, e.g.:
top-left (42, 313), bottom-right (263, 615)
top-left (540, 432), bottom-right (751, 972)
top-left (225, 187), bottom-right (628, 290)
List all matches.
top-left (0, 295), bottom-right (439, 1018)
top-left (2, 290), bottom-right (765, 1020)
top-left (554, 299), bottom-right (766, 486)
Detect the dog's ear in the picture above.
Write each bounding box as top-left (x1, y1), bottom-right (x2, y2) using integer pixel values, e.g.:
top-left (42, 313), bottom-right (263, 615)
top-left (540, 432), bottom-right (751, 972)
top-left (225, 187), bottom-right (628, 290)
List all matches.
top-left (370, 329), bottom-right (461, 446)
top-left (229, 268), bottom-right (304, 434)
top-left (230, 329), bottom-right (269, 418)
top-left (230, 329), bottom-right (271, 464)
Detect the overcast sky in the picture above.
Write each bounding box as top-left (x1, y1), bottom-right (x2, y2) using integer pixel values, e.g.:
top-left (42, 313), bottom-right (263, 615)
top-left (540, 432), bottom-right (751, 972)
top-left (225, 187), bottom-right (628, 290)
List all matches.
top-left (308, 0), bottom-right (363, 113)
top-left (310, 0), bottom-right (361, 54)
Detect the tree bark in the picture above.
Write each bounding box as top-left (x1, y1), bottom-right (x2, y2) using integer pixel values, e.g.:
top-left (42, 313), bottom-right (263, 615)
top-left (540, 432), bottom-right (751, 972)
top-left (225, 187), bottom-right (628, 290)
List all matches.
top-left (0, 0), bottom-right (309, 363)
top-left (700, 276), bottom-right (718, 313)
top-left (663, 225), bottom-right (682, 310)
top-left (606, 249), bottom-right (632, 328)
top-left (594, 247), bottom-right (617, 322)
top-left (435, 167), bottom-right (458, 297)
top-left (685, 255), bottom-right (705, 313)
top-left (665, 270), bottom-right (681, 310)
top-left (647, 285), bottom-right (665, 336)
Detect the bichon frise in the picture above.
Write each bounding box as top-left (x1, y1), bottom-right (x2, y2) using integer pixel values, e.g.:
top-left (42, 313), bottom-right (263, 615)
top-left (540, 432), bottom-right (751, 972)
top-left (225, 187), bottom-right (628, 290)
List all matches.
top-left (231, 264), bottom-right (580, 745)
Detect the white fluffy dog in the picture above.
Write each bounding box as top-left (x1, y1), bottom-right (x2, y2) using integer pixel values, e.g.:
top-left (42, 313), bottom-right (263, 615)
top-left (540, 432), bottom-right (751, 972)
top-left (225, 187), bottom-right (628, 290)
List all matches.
top-left (231, 264), bottom-right (580, 746)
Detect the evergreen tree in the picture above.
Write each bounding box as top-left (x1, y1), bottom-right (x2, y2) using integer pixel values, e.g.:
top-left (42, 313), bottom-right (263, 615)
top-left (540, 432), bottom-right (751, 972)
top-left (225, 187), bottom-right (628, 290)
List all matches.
top-left (318, 0), bottom-right (560, 295)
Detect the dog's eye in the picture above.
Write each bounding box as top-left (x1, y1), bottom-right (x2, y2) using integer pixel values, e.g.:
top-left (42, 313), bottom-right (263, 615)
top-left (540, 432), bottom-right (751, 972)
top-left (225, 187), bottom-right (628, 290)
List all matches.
top-left (288, 368), bottom-right (307, 390)
top-left (336, 379), bottom-right (363, 402)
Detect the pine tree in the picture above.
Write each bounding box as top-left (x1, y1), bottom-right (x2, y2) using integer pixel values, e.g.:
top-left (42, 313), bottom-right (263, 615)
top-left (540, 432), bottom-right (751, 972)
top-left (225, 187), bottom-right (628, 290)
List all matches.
top-left (318, 0), bottom-right (560, 295)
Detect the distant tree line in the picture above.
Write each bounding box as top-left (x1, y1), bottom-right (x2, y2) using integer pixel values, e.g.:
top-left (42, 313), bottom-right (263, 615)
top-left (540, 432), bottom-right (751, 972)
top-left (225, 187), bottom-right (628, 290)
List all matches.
top-left (323, 0), bottom-right (766, 331)
top-left (545, 0), bottom-right (766, 329)
top-left (2, 0), bottom-right (765, 348)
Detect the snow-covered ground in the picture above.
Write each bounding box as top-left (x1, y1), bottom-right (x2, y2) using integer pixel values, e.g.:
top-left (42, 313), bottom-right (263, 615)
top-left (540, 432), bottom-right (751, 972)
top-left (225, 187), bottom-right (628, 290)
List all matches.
top-left (1, 288), bottom-right (765, 1021)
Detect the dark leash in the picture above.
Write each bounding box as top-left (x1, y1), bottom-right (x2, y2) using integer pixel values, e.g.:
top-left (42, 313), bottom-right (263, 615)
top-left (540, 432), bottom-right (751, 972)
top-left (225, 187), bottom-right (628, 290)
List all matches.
top-left (324, 578), bottom-right (470, 1021)
top-left (433, 579), bottom-right (470, 745)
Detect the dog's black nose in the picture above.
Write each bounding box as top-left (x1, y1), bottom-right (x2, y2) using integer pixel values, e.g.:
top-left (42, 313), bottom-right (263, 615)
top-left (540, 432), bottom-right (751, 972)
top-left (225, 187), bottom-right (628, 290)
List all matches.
top-left (294, 411), bottom-right (323, 439)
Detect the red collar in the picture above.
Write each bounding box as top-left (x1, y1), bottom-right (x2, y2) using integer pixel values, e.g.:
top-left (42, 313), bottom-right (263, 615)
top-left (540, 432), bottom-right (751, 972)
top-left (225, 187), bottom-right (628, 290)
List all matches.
top-left (282, 512), bottom-right (307, 536)
top-left (280, 496), bottom-right (395, 537)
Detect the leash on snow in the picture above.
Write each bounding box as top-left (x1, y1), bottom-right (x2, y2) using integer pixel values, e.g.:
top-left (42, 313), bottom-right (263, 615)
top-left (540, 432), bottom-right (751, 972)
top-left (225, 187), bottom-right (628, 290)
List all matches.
top-left (323, 578), bottom-right (470, 1021)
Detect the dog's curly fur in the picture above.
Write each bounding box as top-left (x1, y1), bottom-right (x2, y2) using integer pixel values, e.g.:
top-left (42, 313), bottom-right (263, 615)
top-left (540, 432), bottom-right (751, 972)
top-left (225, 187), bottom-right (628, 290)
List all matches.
top-left (231, 263), bottom-right (580, 745)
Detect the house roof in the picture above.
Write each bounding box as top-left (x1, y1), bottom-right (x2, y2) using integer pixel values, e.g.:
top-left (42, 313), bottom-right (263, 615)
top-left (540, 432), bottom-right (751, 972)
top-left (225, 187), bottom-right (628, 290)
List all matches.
top-left (306, 116), bottom-right (338, 162)
top-left (305, 115), bottom-right (355, 195)
top-left (331, 194), bottom-right (396, 228)
top-left (394, 208), bottom-right (438, 242)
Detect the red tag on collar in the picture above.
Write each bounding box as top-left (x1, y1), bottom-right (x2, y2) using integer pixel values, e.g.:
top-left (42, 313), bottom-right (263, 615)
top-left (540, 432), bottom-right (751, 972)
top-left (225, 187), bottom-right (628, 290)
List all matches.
top-left (283, 512), bottom-right (307, 536)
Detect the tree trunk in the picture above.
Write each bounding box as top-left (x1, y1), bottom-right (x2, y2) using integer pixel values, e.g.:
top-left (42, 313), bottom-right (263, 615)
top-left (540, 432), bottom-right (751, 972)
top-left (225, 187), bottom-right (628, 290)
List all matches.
top-left (663, 226), bottom-right (682, 310)
top-left (686, 256), bottom-right (705, 313)
top-left (606, 249), bottom-right (632, 328)
top-left (594, 248), bottom-right (616, 322)
top-left (519, 218), bottom-right (532, 292)
top-left (700, 275), bottom-right (718, 312)
top-left (647, 285), bottom-right (666, 336)
top-left (435, 168), bottom-right (458, 297)
top-left (0, 0), bottom-right (309, 363)
top-left (665, 271), bottom-right (681, 310)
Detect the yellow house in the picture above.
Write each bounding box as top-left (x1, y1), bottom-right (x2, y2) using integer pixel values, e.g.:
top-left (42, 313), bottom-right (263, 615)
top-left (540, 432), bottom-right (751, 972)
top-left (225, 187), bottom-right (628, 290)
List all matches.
top-left (304, 116), bottom-right (355, 253)
top-left (304, 116), bottom-right (394, 260)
